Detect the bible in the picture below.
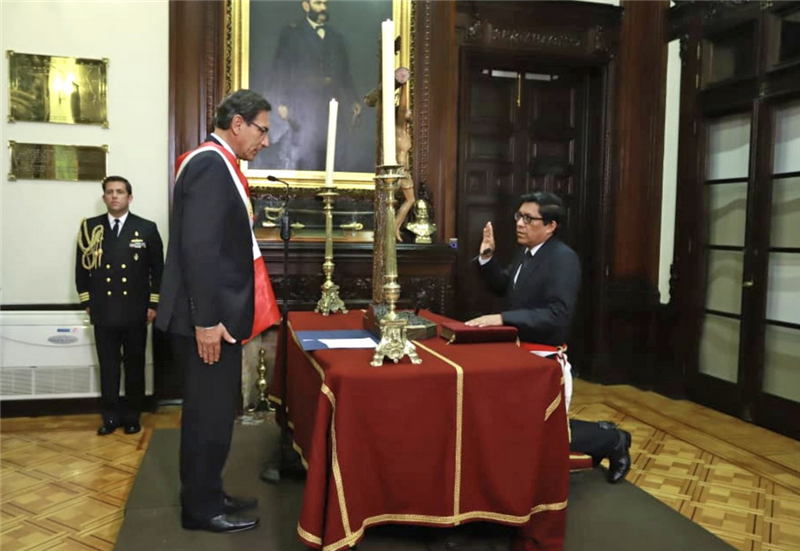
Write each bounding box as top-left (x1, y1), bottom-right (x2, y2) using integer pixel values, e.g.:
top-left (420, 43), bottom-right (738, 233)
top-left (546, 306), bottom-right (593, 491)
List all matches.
top-left (440, 321), bottom-right (518, 344)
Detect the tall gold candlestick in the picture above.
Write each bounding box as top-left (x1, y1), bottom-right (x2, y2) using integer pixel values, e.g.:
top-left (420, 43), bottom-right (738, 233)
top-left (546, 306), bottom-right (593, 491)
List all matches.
top-left (315, 190), bottom-right (347, 316)
top-left (371, 164), bottom-right (422, 366)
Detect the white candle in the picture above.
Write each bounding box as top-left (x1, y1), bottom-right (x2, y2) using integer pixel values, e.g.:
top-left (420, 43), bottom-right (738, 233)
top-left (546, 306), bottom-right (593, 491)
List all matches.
top-left (325, 98), bottom-right (338, 187)
top-left (381, 19), bottom-right (397, 166)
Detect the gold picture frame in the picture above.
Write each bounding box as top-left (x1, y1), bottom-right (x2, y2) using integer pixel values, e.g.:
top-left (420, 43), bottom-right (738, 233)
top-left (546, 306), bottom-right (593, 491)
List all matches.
top-left (224, 0), bottom-right (413, 191)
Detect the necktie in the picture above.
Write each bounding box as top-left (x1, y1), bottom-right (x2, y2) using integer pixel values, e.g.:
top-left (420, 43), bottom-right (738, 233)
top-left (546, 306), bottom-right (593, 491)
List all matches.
top-left (112, 218), bottom-right (120, 237)
top-left (514, 250), bottom-right (534, 288)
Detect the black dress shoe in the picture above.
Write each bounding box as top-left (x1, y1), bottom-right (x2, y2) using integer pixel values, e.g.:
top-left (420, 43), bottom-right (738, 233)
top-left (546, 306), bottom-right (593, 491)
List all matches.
top-left (607, 429), bottom-right (632, 484)
top-left (97, 421), bottom-right (118, 436)
top-left (181, 513), bottom-right (259, 533)
top-left (123, 422), bottom-right (141, 435)
top-left (222, 494), bottom-right (258, 513)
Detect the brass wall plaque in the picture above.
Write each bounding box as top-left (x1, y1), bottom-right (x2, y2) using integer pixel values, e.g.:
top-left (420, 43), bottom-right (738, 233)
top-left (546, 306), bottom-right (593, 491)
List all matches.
top-left (8, 141), bottom-right (108, 182)
top-left (7, 50), bottom-right (108, 126)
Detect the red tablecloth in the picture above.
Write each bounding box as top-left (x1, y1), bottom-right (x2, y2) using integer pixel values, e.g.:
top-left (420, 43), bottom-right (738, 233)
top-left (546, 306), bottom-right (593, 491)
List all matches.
top-left (269, 310), bottom-right (569, 551)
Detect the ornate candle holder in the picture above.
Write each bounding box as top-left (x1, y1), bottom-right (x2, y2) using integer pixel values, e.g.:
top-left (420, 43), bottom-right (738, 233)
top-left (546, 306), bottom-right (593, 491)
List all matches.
top-left (370, 164), bottom-right (422, 367)
top-left (315, 190), bottom-right (348, 316)
top-left (255, 347), bottom-right (274, 412)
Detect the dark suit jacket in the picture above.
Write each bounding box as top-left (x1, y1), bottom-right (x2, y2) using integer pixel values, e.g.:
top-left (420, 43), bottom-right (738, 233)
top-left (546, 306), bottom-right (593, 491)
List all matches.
top-left (75, 213), bottom-right (163, 327)
top-left (479, 237), bottom-right (581, 346)
top-left (156, 137), bottom-right (255, 340)
top-left (271, 20), bottom-right (358, 112)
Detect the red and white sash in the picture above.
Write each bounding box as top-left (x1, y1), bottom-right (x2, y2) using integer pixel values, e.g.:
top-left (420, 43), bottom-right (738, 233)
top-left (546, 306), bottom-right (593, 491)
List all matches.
top-left (175, 141), bottom-right (280, 342)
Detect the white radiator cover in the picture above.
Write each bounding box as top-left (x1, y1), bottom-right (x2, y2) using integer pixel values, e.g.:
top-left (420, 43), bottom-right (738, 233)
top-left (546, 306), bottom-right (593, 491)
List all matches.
top-left (0, 311), bottom-right (154, 400)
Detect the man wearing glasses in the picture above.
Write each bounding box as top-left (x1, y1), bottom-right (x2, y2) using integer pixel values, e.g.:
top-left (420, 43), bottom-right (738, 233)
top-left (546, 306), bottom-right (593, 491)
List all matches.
top-left (468, 191), bottom-right (632, 487)
top-left (157, 89), bottom-right (279, 534)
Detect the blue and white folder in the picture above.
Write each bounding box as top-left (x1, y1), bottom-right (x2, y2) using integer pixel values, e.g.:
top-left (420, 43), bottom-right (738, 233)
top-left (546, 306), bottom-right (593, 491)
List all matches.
top-left (295, 330), bottom-right (378, 351)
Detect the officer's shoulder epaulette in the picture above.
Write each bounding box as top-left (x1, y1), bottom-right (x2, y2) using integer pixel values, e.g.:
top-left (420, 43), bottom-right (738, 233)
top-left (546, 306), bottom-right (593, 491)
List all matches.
top-left (83, 214), bottom-right (105, 228)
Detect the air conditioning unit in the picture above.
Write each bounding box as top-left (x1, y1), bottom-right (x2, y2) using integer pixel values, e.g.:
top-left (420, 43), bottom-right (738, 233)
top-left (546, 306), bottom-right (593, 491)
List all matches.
top-left (0, 311), bottom-right (154, 400)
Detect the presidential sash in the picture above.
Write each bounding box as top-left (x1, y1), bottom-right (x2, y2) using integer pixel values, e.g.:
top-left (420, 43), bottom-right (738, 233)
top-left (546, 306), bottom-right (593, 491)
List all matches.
top-left (175, 141), bottom-right (280, 342)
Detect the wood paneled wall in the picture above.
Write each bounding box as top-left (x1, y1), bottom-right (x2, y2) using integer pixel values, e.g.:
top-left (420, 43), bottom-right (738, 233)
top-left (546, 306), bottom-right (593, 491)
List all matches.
top-left (593, 0), bottom-right (671, 386)
top-left (167, 0), bottom-right (674, 391)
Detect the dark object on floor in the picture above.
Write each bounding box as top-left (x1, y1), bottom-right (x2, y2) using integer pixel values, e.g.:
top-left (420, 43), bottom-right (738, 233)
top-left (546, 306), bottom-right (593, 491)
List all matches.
top-left (181, 512), bottom-right (260, 533)
top-left (124, 422), bottom-right (142, 435)
top-left (97, 420), bottom-right (118, 435)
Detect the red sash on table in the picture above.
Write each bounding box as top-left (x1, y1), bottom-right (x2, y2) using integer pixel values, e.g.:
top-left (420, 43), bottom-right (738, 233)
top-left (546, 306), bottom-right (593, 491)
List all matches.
top-left (175, 140), bottom-right (280, 342)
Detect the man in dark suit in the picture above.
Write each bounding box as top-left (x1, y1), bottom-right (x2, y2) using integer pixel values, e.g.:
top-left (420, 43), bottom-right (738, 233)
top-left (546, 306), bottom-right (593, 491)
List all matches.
top-left (75, 176), bottom-right (163, 436)
top-left (468, 191), bottom-right (632, 484)
top-left (269, 0), bottom-right (361, 171)
top-left (156, 89), bottom-right (277, 534)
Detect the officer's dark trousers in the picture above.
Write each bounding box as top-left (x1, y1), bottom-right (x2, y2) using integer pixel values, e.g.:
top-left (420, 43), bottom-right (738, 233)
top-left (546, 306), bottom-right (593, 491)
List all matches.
top-left (172, 334), bottom-right (242, 520)
top-left (569, 419), bottom-right (619, 464)
top-left (94, 325), bottom-right (146, 425)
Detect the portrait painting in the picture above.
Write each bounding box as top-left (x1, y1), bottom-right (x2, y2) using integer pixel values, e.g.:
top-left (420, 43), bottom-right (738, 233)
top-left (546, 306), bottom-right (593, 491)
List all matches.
top-left (227, 0), bottom-right (412, 189)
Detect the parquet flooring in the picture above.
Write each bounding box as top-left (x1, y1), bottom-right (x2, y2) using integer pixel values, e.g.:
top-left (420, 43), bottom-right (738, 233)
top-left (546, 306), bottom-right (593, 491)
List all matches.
top-left (1, 384), bottom-right (798, 551)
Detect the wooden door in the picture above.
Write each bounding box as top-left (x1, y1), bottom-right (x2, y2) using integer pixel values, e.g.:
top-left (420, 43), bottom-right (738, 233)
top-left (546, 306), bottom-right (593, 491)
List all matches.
top-left (455, 52), bottom-right (596, 353)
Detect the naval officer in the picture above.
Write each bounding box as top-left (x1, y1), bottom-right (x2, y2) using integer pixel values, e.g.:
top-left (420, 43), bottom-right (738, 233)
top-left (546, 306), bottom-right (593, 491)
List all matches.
top-left (76, 175), bottom-right (164, 435)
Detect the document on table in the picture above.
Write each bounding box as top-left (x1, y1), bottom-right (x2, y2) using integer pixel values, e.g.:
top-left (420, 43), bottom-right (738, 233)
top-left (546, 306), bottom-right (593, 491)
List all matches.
top-left (295, 330), bottom-right (378, 351)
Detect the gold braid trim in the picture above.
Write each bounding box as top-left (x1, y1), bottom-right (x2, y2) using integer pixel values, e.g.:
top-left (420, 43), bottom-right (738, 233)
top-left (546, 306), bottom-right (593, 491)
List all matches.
top-left (297, 524), bottom-right (323, 546)
top-left (545, 393), bottom-right (562, 421)
top-left (310, 500), bottom-right (570, 551)
top-left (412, 340), bottom-right (464, 519)
top-left (77, 219), bottom-right (104, 270)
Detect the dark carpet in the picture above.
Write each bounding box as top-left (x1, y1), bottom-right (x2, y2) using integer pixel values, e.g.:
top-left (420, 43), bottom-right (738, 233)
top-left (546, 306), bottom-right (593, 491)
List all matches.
top-left (116, 425), bottom-right (735, 551)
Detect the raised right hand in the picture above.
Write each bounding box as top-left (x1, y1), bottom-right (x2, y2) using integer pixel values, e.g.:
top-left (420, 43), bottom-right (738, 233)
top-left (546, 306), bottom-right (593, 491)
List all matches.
top-left (479, 221), bottom-right (495, 259)
top-left (278, 105), bottom-right (289, 120)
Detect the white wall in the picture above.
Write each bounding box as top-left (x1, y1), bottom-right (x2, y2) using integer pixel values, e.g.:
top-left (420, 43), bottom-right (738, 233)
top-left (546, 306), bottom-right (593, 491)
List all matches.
top-left (659, 39), bottom-right (681, 304)
top-left (0, 0), bottom-right (169, 305)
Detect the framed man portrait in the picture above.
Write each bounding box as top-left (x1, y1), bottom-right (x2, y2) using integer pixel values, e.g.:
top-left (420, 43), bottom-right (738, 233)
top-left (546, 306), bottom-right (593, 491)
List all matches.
top-left (226, 0), bottom-right (413, 190)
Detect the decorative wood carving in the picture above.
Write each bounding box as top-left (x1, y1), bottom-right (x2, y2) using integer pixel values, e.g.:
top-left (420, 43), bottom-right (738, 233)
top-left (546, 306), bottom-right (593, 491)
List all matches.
top-left (466, 21), bottom-right (584, 50)
top-left (416, 0), bottom-right (431, 188)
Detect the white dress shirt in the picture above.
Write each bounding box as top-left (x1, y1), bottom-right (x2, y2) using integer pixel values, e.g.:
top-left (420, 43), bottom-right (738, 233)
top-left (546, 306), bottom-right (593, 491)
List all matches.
top-left (107, 211), bottom-right (130, 236)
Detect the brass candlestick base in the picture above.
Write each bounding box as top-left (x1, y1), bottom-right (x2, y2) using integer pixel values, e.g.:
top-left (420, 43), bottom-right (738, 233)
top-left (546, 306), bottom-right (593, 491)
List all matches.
top-left (370, 164), bottom-right (422, 367)
top-left (371, 311), bottom-right (421, 366)
top-left (255, 348), bottom-right (274, 412)
top-left (315, 190), bottom-right (348, 316)
top-left (317, 280), bottom-right (347, 316)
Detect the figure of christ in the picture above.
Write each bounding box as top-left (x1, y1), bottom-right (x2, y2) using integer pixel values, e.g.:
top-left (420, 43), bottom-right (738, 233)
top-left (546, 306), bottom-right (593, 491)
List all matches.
top-left (394, 81), bottom-right (415, 242)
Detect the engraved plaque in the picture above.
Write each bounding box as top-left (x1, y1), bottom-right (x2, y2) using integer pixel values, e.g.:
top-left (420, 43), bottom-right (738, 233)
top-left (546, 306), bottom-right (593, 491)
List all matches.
top-left (8, 141), bottom-right (108, 182)
top-left (7, 51), bottom-right (108, 126)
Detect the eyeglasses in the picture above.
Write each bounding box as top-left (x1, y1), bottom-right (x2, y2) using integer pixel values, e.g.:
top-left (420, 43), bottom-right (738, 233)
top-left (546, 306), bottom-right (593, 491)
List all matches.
top-left (248, 121), bottom-right (269, 136)
top-left (514, 211), bottom-right (545, 225)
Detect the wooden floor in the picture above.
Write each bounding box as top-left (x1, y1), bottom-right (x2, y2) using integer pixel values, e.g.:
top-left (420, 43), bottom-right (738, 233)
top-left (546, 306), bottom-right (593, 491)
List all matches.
top-left (1, 381), bottom-right (799, 551)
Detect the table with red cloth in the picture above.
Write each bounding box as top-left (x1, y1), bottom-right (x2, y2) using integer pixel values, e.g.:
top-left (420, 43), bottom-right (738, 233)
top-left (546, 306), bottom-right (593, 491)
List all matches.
top-left (268, 310), bottom-right (570, 551)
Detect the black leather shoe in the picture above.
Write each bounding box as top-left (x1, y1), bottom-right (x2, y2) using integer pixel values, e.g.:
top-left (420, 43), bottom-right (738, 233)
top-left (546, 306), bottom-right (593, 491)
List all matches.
top-left (222, 494), bottom-right (257, 513)
top-left (97, 421), bottom-right (118, 436)
top-left (181, 513), bottom-right (259, 533)
top-left (123, 422), bottom-right (141, 435)
top-left (607, 429), bottom-right (632, 484)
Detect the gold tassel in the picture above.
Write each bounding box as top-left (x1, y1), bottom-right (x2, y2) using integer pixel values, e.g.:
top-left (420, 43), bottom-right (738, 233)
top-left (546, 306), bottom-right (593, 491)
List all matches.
top-left (77, 218), bottom-right (104, 270)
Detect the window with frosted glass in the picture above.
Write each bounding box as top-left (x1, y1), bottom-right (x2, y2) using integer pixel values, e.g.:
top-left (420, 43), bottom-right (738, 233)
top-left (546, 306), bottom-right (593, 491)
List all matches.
top-left (706, 114), bottom-right (751, 180)
top-left (705, 250), bottom-right (744, 314)
top-left (762, 325), bottom-right (800, 402)
top-left (707, 182), bottom-right (747, 247)
top-left (766, 253), bottom-right (800, 325)
top-left (698, 315), bottom-right (740, 383)
top-left (770, 177), bottom-right (800, 249)
top-left (773, 100), bottom-right (800, 175)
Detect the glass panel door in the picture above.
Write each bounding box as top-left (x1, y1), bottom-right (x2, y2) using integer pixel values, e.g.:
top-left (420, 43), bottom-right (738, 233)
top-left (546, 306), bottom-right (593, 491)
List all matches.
top-left (762, 100), bottom-right (800, 404)
top-left (699, 113), bottom-right (750, 383)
